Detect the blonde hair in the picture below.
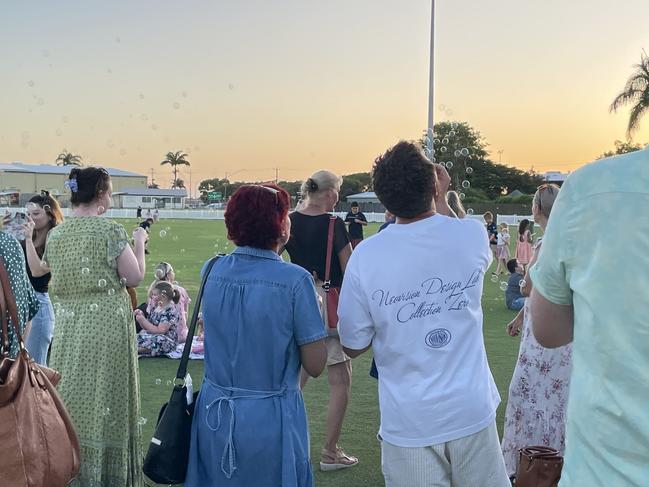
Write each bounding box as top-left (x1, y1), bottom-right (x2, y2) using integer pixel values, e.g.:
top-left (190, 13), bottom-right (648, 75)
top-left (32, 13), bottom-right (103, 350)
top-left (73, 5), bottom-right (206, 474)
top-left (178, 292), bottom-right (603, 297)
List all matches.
top-left (446, 191), bottom-right (466, 219)
top-left (533, 184), bottom-right (560, 219)
top-left (300, 170), bottom-right (342, 200)
top-left (151, 281), bottom-right (180, 304)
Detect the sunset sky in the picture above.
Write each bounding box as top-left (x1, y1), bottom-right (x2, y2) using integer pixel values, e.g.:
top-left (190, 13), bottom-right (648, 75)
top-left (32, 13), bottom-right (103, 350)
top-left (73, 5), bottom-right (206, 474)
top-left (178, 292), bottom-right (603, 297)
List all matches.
top-left (1, 0), bottom-right (648, 195)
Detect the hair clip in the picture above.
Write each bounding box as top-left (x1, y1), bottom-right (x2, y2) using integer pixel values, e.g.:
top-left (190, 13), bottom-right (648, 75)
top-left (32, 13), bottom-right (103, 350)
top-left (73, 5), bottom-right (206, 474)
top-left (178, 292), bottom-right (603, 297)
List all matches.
top-left (64, 178), bottom-right (79, 193)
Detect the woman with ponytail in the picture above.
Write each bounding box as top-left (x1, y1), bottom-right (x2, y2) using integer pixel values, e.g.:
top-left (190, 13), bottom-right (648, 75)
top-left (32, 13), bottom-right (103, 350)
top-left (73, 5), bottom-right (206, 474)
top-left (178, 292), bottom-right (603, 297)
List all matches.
top-left (134, 281), bottom-right (181, 356)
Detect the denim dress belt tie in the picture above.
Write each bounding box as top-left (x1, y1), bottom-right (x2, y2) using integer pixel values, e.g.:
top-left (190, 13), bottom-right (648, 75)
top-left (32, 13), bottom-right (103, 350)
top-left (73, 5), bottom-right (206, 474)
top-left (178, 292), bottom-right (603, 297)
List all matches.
top-left (204, 377), bottom-right (293, 479)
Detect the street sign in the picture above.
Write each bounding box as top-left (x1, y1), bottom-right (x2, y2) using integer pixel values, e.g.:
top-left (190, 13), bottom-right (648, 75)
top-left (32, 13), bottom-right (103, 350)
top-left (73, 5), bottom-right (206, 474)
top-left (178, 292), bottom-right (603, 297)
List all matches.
top-left (208, 191), bottom-right (222, 202)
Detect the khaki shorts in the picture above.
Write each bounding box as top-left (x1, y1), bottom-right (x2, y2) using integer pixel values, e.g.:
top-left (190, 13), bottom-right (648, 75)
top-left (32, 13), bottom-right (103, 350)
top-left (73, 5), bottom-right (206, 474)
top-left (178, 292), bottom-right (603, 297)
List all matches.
top-left (326, 336), bottom-right (351, 366)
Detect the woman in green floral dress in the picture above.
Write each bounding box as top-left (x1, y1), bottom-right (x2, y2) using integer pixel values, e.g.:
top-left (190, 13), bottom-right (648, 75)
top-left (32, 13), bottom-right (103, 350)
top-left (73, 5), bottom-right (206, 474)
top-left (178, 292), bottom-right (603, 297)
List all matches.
top-left (35, 167), bottom-right (148, 486)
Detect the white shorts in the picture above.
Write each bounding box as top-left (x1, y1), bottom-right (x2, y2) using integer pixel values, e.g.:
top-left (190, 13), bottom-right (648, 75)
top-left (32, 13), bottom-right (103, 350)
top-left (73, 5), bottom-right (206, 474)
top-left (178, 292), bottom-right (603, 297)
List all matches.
top-left (380, 422), bottom-right (510, 487)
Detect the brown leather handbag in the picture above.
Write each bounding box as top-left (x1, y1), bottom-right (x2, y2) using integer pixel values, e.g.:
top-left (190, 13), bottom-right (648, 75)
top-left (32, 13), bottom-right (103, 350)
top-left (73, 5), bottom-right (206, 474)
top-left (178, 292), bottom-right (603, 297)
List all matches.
top-left (515, 446), bottom-right (563, 487)
top-left (0, 256), bottom-right (80, 487)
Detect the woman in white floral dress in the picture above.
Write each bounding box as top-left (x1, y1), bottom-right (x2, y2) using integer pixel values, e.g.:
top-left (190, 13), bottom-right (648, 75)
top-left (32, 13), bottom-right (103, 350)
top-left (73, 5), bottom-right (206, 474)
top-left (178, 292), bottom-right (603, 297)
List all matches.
top-left (501, 184), bottom-right (572, 478)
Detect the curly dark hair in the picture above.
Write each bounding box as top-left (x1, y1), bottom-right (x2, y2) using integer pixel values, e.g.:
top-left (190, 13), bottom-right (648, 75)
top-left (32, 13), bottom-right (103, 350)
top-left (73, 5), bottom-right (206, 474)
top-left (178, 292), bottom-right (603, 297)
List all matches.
top-left (225, 184), bottom-right (290, 249)
top-left (68, 167), bottom-right (111, 205)
top-left (372, 141), bottom-right (436, 218)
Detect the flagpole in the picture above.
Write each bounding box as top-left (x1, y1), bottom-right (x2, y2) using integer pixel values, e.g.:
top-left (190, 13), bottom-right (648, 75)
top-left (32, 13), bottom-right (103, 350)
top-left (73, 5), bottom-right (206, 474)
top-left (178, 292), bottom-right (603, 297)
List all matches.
top-left (427, 0), bottom-right (435, 156)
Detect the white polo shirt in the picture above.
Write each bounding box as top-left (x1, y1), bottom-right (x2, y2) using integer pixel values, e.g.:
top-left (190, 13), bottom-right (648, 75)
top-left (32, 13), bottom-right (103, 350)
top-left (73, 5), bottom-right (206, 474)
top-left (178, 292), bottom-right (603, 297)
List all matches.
top-left (338, 214), bottom-right (500, 447)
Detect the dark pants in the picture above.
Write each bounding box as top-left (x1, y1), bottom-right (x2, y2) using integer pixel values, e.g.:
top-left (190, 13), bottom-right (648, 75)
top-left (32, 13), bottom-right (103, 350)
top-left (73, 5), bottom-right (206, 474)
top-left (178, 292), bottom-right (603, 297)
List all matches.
top-left (351, 238), bottom-right (363, 249)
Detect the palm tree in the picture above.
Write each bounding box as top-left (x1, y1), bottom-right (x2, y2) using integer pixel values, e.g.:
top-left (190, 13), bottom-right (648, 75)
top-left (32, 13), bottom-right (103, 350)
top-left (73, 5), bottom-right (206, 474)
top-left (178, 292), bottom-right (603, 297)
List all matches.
top-left (172, 179), bottom-right (186, 189)
top-left (161, 151), bottom-right (190, 189)
top-left (610, 51), bottom-right (649, 137)
top-left (56, 150), bottom-right (82, 166)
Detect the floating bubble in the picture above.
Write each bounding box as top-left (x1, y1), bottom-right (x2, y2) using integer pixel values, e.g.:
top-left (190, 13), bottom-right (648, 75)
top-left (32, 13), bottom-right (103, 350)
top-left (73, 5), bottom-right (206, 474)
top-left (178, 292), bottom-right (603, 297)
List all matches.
top-left (155, 378), bottom-right (162, 385)
top-left (466, 167), bottom-right (474, 175)
top-left (180, 249), bottom-right (185, 253)
top-left (181, 91), bottom-right (187, 98)
top-left (101, 407), bottom-right (110, 417)
top-left (467, 208), bottom-right (474, 215)
top-left (21, 131), bottom-right (30, 140)
top-left (423, 136), bottom-right (431, 146)
top-left (446, 109), bottom-right (454, 116)
top-left (445, 161), bottom-right (453, 169)
top-left (442, 137), bottom-right (449, 145)
top-left (67, 310), bottom-right (75, 319)
top-left (119, 277), bottom-right (127, 286)
top-left (438, 104), bottom-right (446, 111)
top-left (42, 49), bottom-right (50, 58)
top-left (440, 147), bottom-right (447, 153)
top-left (81, 256), bottom-right (89, 264)
top-left (454, 150), bottom-right (460, 157)
top-left (519, 280), bottom-right (527, 288)
top-left (98, 279), bottom-right (107, 288)
top-left (151, 124), bottom-right (157, 131)
top-left (166, 380), bottom-right (173, 386)
top-left (424, 148), bottom-right (432, 158)
top-left (62, 116), bottom-right (69, 123)
top-left (159, 230), bottom-right (167, 238)
top-left (106, 68), bottom-right (112, 74)
top-left (172, 236), bottom-right (178, 241)
top-left (139, 93), bottom-right (145, 99)
top-left (36, 97), bottom-right (45, 106)
top-left (140, 114), bottom-right (148, 121)
top-left (107, 289), bottom-right (116, 296)
top-left (449, 130), bottom-right (456, 137)
top-left (491, 274), bottom-right (499, 283)
top-left (451, 122), bottom-right (458, 130)
top-left (433, 139), bottom-right (440, 146)
top-left (28, 80), bottom-right (35, 87)
top-left (137, 417), bottom-right (148, 425)
top-left (81, 267), bottom-right (90, 275)
top-left (500, 282), bottom-right (508, 291)
top-left (165, 226), bottom-right (171, 231)
top-left (228, 83), bottom-right (234, 90)
top-left (97, 205), bottom-right (105, 213)
top-left (462, 180), bottom-right (470, 189)
top-left (459, 192), bottom-right (466, 200)
top-left (460, 148), bottom-right (469, 157)
top-left (173, 102), bottom-right (180, 110)
top-left (90, 303), bottom-right (99, 312)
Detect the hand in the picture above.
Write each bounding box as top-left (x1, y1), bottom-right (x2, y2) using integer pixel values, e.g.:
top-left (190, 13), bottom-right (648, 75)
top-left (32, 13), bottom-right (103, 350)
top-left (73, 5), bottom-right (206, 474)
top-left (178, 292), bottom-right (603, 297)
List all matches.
top-left (354, 219), bottom-right (362, 224)
top-left (506, 319), bottom-right (521, 337)
top-left (133, 227), bottom-right (147, 244)
top-left (21, 215), bottom-right (35, 240)
top-left (433, 163), bottom-right (451, 196)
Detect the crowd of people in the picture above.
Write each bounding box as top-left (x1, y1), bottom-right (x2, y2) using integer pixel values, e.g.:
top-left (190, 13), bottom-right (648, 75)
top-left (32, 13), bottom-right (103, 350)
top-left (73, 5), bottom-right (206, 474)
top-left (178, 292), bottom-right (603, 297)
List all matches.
top-left (0, 141), bottom-right (647, 486)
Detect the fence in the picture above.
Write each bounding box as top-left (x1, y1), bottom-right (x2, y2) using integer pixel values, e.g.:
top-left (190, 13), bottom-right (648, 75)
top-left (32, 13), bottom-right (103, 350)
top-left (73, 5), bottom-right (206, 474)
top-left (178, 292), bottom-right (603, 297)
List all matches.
top-left (2, 207), bottom-right (531, 226)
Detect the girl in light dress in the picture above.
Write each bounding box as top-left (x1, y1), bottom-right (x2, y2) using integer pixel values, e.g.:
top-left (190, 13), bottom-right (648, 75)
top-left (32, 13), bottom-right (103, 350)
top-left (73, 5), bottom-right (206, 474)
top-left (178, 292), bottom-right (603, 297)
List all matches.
top-left (135, 281), bottom-right (180, 356)
top-left (494, 222), bottom-right (510, 275)
top-left (147, 262), bottom-right (191, 343)
top-left (515, 219), bottom-right (533, 270)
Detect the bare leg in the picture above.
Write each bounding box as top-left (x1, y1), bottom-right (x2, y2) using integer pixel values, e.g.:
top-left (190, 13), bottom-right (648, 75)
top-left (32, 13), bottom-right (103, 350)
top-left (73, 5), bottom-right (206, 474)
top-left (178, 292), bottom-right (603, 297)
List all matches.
top-left (324, 360), bottom-right (352, 451)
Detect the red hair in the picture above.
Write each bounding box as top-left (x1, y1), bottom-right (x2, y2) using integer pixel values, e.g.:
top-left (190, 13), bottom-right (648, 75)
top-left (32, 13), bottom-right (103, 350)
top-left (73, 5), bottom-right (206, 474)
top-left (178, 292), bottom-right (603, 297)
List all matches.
top-left (225, 184), bottom-right (290, 249)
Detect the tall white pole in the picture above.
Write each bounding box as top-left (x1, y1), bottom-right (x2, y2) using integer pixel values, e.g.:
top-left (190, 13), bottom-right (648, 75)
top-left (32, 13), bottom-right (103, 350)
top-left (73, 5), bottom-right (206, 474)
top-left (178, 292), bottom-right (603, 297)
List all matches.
top-left (427, 0), bottom-right (435, 156)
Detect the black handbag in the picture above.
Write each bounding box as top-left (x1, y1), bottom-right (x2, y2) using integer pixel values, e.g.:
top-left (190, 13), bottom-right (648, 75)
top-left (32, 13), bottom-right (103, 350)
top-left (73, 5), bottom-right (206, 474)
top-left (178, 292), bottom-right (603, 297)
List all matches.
top-left (143, 255), bottom-right (220, 485)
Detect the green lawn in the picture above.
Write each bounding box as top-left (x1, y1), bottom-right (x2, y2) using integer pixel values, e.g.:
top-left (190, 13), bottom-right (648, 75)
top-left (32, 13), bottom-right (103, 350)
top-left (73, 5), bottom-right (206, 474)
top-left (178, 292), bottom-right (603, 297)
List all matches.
top-left (130, 219), bottom-right (521, 487)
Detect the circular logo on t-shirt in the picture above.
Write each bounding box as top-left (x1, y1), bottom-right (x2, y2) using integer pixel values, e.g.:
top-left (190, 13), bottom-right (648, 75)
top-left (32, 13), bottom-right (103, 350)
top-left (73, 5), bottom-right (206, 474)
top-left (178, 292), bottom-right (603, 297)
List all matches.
top-left (425, 328), bottom-right (452, 349)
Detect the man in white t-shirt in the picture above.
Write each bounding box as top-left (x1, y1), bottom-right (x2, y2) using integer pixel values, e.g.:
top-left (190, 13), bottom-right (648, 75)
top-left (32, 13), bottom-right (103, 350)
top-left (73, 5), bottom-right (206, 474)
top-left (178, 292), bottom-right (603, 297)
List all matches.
top-left (338, 141), bottom-right (509, 487)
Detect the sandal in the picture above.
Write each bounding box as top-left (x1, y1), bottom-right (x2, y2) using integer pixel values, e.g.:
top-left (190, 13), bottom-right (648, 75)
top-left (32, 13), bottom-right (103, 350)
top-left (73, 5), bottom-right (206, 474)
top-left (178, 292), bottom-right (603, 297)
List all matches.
top-left (320, 447), bottom-right (359, 471)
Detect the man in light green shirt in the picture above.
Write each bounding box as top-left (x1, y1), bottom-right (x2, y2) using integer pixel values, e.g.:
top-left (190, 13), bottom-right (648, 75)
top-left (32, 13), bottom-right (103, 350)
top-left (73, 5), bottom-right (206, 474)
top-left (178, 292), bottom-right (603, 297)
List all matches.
top-left (530, 145), bottom-right (649, 486)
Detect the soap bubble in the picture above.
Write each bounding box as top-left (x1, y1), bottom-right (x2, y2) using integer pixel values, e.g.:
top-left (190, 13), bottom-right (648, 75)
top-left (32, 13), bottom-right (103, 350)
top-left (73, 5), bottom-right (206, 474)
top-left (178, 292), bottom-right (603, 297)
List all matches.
top-left (119, 277), bottom-right (127, 286)
top-left (101, 408), bottom-right (110, 417)
top-left (445, 161), bottom-right (453, 169)
top-left (491, 274), bottom-right (499, 283)
top-left (459, 192), bottom-right (466, 200)
top-left (90, 303), bottom-right (99, 312)
top-left (451, 122), bottom-right (458, 130)
top-left (107, 289), bottom-right (116, 296)
top-left (462, 180), bottom-right (471, 189)
top-left (438, 104), bottom-right (446, 111)
top-left (97, 206), bottom-right (105, 214)
top-left (172, 236), bottom-right (178, 242)
top-left (519, 280), bottom-right (527, 288)
top-left (467, 208), bottom-right (474, 215)
top-left (81, 267), bottom-right (90, 275)
top-left (55, 129), bottom-right (62, 136)
top-left (28, 80), bottom-right (35, 87)
top-left (173, 102), bottom-right (180, 110)
top-left (228, 83), bottom-right (234, 90)
top-left (460, 148), bottom-right (469, 157)
top-left (180, 249), bottom-right (186, 253)
top-left (449, 130), bottom-right (456, 137)
top-left (159, 230), bottom-right (167, 238)
top-left (165, 226), bottom-right (171, 231)
top-left (166, 380), bottom-right (173, 386)
top-left (424, 148), bottom-right (432, 157)
top-left (137, 417), bottom-right (148, 426)
top-left (98, 279), bottom-right (107, 288)
top-left (454, 150), bottom-right (461, 157)
top-left (81, 256), bottom-right (89, 264)
top-left (36, 97), bottom-right (45, 106)
top-left (440, 147), bottom-right (447, 153)
top-left (423, 136), bottom-right (431, 146)
top-left (500, 282), bottom-right (508, 291)
top-left (155, 378), bottom-right (162, 385)
top-left (442, 137), bottom-right (449, 145)
top-left (466, 167), bottom-right (474, 175)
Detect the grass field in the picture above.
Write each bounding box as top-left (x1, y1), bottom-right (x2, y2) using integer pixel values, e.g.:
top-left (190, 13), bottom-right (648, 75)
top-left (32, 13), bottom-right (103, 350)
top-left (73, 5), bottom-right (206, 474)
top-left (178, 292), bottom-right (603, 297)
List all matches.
top-left (129, 219), bottom-right (521, 487)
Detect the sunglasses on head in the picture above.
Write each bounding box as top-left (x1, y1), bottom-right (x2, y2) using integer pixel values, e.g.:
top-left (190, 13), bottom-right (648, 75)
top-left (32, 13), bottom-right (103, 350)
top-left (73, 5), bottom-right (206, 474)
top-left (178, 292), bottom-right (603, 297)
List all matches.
top-left (536, 184), bottom-right (556, 214)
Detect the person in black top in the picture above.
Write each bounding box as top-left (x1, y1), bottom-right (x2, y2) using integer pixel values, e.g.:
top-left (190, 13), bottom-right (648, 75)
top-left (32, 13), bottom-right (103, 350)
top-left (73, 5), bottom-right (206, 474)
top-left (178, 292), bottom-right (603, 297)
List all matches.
top-left (284, 170), bottom-right (358, 471)
top-left (20, 192), bottom-right (64, 365)
top-left (344, 202), bottom-right (368, 249)
top-left (136, 206), bottom-right (142, 218)
top-left (139, 218), bottom-right (154, 254)
top-left (484, 211), bottom-right (498, 264)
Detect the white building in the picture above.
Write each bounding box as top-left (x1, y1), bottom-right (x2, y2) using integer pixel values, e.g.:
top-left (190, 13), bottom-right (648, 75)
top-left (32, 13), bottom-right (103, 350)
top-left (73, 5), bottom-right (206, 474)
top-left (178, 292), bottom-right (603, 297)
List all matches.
top-left (112, 188), bottom-right (187, 209)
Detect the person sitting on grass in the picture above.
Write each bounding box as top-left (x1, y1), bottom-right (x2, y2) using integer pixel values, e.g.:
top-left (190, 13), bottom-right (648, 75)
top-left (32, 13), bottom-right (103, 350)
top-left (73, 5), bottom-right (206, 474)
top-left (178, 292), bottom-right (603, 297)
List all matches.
top-left (147, 262), bottom-right (191, 343)
top-left (135, 281), bottom-right (180, 356)
top-left (505, 259), bottom-right (525, 311)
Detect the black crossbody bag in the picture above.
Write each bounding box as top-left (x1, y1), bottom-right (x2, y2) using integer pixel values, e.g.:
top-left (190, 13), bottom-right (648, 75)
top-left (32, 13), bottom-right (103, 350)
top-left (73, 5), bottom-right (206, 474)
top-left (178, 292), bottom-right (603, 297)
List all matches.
top-left (143, 255), bottom-right (220, 484)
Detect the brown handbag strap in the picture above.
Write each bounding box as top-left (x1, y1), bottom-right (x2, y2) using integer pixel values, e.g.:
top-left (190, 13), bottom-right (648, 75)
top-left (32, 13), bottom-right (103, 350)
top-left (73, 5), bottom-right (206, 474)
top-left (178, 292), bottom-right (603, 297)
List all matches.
top-left (520, 446), bottom-right (560, 459)
top-left (323, 216), bottom-right (336, 290)
top-left (0, 256), bottom-right (23, 356)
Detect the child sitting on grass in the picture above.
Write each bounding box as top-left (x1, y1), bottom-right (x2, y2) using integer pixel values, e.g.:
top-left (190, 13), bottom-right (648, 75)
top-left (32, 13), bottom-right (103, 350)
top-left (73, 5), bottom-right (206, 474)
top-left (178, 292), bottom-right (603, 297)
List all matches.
top-left (505, 259), bottom-right (526, 311)
top-left (135, 281), bottom-right (180, 356)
